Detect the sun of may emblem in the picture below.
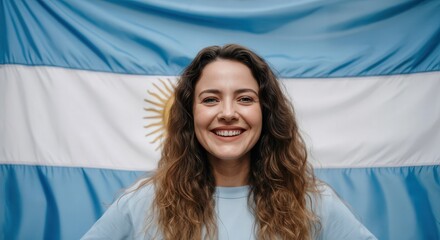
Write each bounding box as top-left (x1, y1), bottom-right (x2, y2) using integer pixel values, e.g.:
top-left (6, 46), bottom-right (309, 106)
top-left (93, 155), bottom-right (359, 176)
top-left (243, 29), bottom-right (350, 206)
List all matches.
top-left (144, 78), bottom-right (176, 150)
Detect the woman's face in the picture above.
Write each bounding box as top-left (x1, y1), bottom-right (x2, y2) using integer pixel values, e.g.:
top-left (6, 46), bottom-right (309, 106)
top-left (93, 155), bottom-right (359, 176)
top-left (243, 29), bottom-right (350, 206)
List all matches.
top-left (193, 59), bottom-right (262, 165)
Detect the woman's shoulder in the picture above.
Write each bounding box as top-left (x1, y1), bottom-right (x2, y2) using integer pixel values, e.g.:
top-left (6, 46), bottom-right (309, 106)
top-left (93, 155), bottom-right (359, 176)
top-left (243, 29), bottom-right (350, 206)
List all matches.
top-left (81, 178), bottom-right (157, 240)
top-left (311, 183), bottom-right (354, 219)
top-left (119, 178), bottom-right (156, 204)
top-left (125, 177), bottom-right (155, 195)
top-left (311, 183), bottom-right (377, 240)
top-left (315, 183), bottom-right (340, 202)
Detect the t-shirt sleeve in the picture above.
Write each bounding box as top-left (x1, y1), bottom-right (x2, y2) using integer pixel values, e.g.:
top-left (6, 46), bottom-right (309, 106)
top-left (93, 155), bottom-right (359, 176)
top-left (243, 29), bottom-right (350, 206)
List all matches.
top-left (317, 186), bottom-right (377, 240)
top-left (81, 194), bottom-right (134, 240)
top-left (80, 184), bottom-right (155, 240)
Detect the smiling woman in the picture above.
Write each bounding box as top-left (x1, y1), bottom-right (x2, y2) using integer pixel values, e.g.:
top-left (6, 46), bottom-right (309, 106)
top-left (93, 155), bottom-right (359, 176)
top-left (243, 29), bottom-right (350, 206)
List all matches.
top-left (193, 60), bottom-right (262, 187)
top-left (81, 44), bottom-right (377, 240)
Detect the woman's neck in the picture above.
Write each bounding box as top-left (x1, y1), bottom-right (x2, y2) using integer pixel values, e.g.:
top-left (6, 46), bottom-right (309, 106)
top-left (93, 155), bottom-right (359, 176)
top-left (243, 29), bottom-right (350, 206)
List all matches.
top-left (209, 156), bottom-right (250, 187)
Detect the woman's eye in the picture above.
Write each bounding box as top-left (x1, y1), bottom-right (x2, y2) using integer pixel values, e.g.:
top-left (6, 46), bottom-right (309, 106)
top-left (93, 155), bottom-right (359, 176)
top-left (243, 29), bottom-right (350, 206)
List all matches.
top-left (202, 97), bottom-right (218, 104)
top-left (238, 97), bottom-right (254, 103)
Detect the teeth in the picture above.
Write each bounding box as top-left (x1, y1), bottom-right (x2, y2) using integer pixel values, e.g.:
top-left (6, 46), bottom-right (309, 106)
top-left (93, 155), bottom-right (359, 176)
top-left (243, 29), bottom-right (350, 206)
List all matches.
top-left (215, 130), bottom-right (242, 137)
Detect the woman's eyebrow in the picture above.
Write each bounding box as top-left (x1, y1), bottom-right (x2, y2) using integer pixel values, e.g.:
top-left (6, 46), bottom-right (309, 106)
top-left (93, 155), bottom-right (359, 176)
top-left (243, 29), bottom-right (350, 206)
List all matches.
top-left (198, 88), bottom-right (258, 97)
top-left (235, 88), bottom-right (258, 96)
top-left (198, 89), bottom-right (220, 97)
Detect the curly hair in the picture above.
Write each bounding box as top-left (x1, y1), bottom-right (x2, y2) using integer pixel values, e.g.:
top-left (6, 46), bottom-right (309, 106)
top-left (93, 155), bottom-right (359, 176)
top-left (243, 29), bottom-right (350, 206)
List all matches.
top-left (140, 44), bottom-right (320, 239)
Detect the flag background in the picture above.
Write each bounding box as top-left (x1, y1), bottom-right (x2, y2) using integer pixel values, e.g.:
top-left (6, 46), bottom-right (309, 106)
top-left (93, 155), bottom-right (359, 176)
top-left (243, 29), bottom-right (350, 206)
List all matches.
top-left (1, 1), bottom-right (439, 239)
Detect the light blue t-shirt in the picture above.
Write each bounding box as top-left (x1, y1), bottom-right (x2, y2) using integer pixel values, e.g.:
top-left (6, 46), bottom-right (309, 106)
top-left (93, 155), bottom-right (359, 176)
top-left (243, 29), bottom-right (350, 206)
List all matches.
top-left (81, 184), bottom-right (377, 239)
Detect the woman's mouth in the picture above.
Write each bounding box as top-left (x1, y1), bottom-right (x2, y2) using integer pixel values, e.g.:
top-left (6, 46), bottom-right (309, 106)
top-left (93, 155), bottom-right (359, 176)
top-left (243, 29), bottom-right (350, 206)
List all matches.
top-left (214, 130), bottom-right (243, 137)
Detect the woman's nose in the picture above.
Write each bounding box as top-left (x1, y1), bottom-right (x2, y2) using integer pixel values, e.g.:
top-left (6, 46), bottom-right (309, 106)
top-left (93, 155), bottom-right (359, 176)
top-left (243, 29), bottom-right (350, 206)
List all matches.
top-left (218, 102), bottom-right (238, 122)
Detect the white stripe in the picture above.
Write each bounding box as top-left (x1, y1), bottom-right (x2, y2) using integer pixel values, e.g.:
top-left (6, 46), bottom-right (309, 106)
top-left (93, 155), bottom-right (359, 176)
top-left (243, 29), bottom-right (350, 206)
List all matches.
top-left (1, 65), bottom-right (161, 171)
top-left (285, 74), bottom-right (440, 168)
top-left (1, 65), bottom-right (439, 170)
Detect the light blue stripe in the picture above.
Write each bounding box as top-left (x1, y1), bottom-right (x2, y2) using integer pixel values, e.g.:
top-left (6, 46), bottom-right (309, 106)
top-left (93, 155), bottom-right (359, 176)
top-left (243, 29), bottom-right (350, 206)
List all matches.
top-left (1, 1), bottom-right (439, 77)
top-left (315, 166), bottom-right (440, 240)
top-left (0, 165), bottom-right (145, 240)
top-left (1, 164), bottom-right (438, 240)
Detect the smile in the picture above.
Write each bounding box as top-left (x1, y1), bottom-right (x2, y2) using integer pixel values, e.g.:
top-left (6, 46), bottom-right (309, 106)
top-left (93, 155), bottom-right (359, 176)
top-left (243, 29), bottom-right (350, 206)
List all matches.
top-left (214, 130), bottom-right (243, 137)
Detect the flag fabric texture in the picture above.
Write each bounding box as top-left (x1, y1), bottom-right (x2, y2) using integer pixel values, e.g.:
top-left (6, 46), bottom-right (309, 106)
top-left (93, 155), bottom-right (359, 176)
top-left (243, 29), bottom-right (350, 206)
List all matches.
top-left (1, 1), bottom-right (439, 239)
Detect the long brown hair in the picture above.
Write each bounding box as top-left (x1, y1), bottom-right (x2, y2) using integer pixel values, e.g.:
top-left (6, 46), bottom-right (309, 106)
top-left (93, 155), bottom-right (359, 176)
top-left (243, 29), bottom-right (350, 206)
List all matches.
top-left (140, 44), bottom-right (319, 239)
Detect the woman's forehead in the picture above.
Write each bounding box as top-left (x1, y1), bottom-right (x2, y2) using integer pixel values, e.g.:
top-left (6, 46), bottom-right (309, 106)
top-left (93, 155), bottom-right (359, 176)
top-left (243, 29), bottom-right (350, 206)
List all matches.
top-left (195, 60), bottom-right (258, 92)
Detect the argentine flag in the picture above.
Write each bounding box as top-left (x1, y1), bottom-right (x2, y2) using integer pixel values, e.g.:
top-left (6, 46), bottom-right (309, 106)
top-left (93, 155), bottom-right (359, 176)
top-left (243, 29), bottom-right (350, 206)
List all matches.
top-left (1, 1), bottom-right (439, 239)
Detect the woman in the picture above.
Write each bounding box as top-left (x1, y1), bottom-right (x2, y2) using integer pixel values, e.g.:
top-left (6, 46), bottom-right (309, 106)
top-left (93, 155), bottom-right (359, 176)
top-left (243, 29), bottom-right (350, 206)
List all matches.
top-left (82, 44), bottom-right (377, 239)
